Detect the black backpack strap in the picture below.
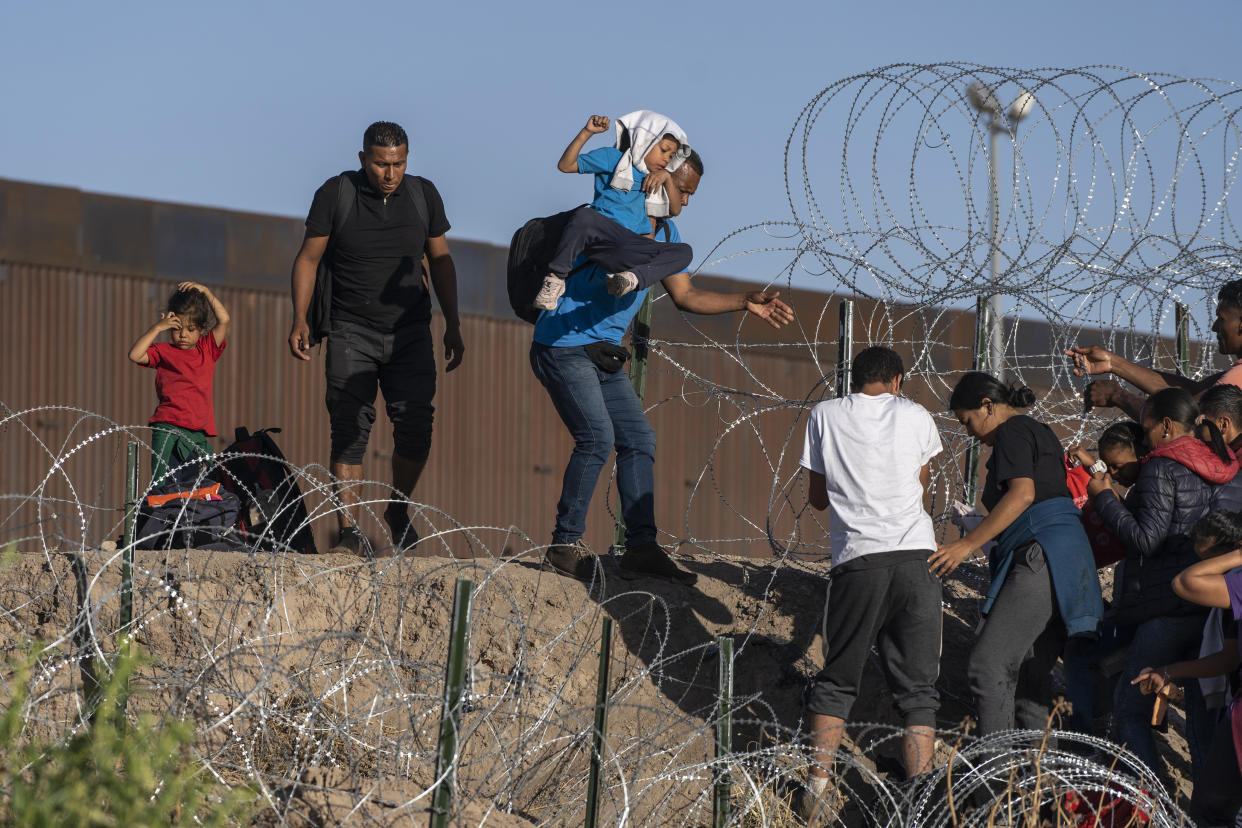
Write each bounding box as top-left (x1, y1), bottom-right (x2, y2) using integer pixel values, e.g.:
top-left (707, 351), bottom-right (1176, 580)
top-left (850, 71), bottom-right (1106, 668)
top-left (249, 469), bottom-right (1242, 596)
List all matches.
top-left (404, 176), bottom-right (431, 248)
top-left (308, 174), bottom-right (356, 347)
top-left (331, 172), bottom-right (356, 237)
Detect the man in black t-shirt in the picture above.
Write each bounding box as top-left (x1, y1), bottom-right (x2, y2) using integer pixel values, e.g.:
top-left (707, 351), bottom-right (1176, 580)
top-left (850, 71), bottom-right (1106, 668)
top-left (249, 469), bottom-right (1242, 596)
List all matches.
top-left (288, 121), bottom-right (464, 556)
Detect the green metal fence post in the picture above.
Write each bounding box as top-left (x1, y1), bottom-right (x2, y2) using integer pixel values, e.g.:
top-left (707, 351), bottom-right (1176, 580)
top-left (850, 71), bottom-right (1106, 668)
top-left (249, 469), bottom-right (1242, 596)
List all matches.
top-left (964, 296), bottom-right (991, 508)
top-left (1175, 302), bottom-right (1190, 377)
top-left (584, 617), bottom-right (614, 828)
top-left (713, 635), bottom-right (734, 828)
top-left (836, 298), bottom-right (854, 398)
top-left (431, 578), bottom-right (475, 828)
top-left (121, 442), bottom-right (139, 638)
top-left (613, 292), bottom-right (655, 553)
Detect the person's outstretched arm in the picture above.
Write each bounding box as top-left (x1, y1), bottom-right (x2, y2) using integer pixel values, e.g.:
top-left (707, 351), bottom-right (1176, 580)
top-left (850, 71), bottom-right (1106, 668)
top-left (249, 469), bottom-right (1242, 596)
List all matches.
top-left (557, 115), bottom-right (610, 173)
top-left (179, 281), bottom-right (230, 345)
top-left (661, 273), bottom-right (794, 328)
top-left (1079, 379), bottom-right (1146, 420)
top-left (426, 235), bottom-right (464, 372)
top-left (1131, 643), bottom-right (1241, 696)
top-left (1173, 548), bottom-right (1242, 608)
top-left (128, 313), bottom-right (179, 365)
top-left (928, 477), bottom-right (1035, 576)
top-left (1067, 345), bottom-right (1221, 397)
top-left (288, 233), bottom-right (328, 360)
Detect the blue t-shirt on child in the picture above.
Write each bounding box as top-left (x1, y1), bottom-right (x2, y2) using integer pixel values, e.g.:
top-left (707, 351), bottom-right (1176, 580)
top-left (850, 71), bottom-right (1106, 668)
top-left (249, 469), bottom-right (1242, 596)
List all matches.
top-left (578, 147), bottom-right (650, 235)
top-left (534, 220), bottom-right (682, 347)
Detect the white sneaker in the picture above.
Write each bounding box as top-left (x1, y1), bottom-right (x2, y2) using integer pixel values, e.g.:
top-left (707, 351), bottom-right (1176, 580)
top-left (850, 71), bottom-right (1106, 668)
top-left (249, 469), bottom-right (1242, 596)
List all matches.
top-left (606, 271), bottom-right (639, 297)
top-left (533, 274), bottom-right (566, 311)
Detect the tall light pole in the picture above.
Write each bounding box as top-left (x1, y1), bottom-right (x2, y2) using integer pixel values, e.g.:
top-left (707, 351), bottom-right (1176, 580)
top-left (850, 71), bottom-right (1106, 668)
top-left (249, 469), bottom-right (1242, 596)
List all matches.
top-left (962, 82), bottom-right (1033, 507)
top-left (966, 82), bottom-right (1034, 383)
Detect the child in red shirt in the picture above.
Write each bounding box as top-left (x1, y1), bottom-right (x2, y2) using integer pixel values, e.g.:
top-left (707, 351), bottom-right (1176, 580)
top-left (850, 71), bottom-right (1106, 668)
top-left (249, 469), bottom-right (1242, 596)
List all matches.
top-left (128, 282), bottom-right (230, 484)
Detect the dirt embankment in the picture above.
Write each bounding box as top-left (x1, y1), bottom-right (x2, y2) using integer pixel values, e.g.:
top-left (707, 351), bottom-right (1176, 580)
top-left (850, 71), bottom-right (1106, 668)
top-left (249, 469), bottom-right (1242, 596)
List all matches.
top-left (0, 546), bottom-right (1186, 825)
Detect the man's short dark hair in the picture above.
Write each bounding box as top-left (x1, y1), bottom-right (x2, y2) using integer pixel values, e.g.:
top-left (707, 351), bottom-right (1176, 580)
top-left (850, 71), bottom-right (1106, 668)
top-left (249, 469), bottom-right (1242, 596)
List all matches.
top-left (363, 121), bottom-right (409, 151)
top-left (1218, 279), bottom-right (1242, 312)
top-left (683, 149), bottom-right (703, 177)
top-left (849, 346), bottom-right (903, 391)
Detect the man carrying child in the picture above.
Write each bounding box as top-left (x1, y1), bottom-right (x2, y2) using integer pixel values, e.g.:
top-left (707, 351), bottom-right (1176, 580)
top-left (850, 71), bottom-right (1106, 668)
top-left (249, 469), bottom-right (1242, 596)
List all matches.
top-left (532, 111), bottom-right (696, 310)
top-left (533, 151), bottom-right (794, 582)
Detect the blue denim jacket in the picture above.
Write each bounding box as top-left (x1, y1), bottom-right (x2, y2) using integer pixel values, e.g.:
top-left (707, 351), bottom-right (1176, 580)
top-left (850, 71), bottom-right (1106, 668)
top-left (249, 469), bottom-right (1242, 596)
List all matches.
top-left (986, 497), bottom-right (1104, 638)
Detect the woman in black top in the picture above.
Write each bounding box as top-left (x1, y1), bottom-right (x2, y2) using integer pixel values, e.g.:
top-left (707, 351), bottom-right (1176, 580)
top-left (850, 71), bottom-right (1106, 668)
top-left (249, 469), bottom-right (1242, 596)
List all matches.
top-left (931, 372), bottom-right (1102, 734)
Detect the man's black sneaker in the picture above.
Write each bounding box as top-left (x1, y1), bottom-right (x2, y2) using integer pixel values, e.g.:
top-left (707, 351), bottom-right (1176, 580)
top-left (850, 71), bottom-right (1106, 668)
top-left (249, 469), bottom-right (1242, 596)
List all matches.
top-left (619, 541), bottom-right (697, 585)
top-left (542, 541), bottom-right (599, 581)
top-left (330, 526), bottom-right (372, 559)
top-left (383, 502), bottom-right (420, 550)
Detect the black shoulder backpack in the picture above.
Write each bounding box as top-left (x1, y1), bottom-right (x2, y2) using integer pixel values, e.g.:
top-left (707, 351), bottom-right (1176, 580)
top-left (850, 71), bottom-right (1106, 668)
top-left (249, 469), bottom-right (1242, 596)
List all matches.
top-left (506, 207), bottom-right (590, 324)
top-left (505, 209), bottom-right (671, 324)
top-left (213, 427), bottom-right (318, 555)
top-left (306, 172), bottom-right (431, 346)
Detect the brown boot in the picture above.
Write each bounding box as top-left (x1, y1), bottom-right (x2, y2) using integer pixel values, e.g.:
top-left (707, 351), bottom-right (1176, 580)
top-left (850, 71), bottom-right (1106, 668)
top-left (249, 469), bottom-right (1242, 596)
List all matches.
top-left (789, 780), bottom-right (840, 825)
top-left (620, 541), bottom-right (696, 585)
top-left (542, 540), bottom-right (599, 581)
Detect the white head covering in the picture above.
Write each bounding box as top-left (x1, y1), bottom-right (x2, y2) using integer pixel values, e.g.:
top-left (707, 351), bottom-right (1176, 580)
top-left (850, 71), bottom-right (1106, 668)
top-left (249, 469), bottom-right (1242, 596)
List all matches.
top-left (609, 110), bottom-right (690, 218)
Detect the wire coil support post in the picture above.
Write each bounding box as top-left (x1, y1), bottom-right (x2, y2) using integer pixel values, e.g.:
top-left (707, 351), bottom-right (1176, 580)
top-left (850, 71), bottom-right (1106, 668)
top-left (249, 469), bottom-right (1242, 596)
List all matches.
top-left (713, 635), bottom-right (735, 828)
top-left (836, 297), bottom-right (854, 398)
top-left (584, 616), bottom-right (614, 828)
top-left (1175, 302), bottom-right (1190, 377)
top-left (963, 296), bottom-right (992, 509)
top-left (120, 441), bottom-right (140, 640)
top-left (431, 577), bottom-right (475, 828)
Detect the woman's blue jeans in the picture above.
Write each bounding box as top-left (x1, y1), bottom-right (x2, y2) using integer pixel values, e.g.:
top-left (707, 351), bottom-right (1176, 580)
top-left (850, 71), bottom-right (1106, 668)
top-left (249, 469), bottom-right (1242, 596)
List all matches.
top-left (1113, 613), bottom-right (1213, 780)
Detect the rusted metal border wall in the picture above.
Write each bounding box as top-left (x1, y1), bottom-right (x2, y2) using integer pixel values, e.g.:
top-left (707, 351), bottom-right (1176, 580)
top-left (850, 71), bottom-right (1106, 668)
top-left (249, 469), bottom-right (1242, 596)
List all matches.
top-left (1, 258), bottom-right (870, 557)
top-left (0, 177), bottom-right (1206, 557)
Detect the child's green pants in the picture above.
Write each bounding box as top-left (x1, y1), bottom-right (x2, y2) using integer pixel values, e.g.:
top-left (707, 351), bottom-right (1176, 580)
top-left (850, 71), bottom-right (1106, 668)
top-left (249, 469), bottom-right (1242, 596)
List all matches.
top-left (150, 423), bottom-right (214, 485)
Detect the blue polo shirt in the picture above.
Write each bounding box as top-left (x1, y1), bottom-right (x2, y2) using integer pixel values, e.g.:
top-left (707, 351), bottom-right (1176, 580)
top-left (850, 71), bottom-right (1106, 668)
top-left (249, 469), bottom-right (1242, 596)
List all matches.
top-left (578, 147), bottom-right (650, 235)
top-left (533, 221), bottom-right (682, 347)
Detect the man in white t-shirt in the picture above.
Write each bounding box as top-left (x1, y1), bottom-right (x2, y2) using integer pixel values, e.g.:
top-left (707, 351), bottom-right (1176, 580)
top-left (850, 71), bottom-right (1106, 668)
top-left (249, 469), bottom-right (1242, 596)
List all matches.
top-left (793, 346), bottom-right (943, 821)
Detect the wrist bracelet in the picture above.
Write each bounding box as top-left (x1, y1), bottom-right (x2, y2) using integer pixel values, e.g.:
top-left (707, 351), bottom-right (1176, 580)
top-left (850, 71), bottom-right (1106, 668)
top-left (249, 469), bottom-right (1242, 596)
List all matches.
top-left (1089, 460), bottom-right (1107, 475)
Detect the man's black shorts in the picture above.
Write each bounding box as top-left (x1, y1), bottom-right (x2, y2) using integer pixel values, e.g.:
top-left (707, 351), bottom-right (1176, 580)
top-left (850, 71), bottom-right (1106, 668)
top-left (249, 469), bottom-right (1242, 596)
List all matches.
top-left (808, 549), bottom-right (942, 728)
top-left (324, 320), bottom-right (436, 465)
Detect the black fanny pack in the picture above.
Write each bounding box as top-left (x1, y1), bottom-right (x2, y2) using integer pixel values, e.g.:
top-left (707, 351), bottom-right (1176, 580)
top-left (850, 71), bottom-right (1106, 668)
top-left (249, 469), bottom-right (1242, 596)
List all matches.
top-left (583, 342), bottom-right (630, 373)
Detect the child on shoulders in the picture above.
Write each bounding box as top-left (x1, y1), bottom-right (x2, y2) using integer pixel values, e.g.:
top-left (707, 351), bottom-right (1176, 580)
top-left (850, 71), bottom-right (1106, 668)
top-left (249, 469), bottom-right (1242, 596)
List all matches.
top-left (127, 282), bottom-right (230, 485)
top-left (533, 110), bottom-right (695, 311)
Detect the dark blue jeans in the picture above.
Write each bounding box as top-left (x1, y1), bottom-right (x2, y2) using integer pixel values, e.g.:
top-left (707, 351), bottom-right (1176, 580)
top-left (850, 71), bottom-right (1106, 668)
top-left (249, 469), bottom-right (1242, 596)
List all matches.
top-left (530, 342), bottom-right (656, 547)
top-left (1113, 613), bottom-right (1213, 779)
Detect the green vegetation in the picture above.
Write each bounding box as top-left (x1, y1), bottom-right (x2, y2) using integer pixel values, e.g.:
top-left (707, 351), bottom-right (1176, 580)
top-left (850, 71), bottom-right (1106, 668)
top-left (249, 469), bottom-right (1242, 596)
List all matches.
top-left (0, 645), bottom-right (252, 827)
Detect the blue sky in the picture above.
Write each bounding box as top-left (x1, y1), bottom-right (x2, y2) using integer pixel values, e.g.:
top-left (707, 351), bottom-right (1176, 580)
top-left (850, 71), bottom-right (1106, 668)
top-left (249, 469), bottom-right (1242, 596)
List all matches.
top-left (1, 0), bottom-right (1237, 289)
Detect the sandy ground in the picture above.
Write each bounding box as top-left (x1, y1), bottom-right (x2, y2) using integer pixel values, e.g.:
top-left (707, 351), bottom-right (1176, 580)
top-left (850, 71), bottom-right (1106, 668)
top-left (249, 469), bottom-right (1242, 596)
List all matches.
top-left (0, 545), bottom-right (1193, 825)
